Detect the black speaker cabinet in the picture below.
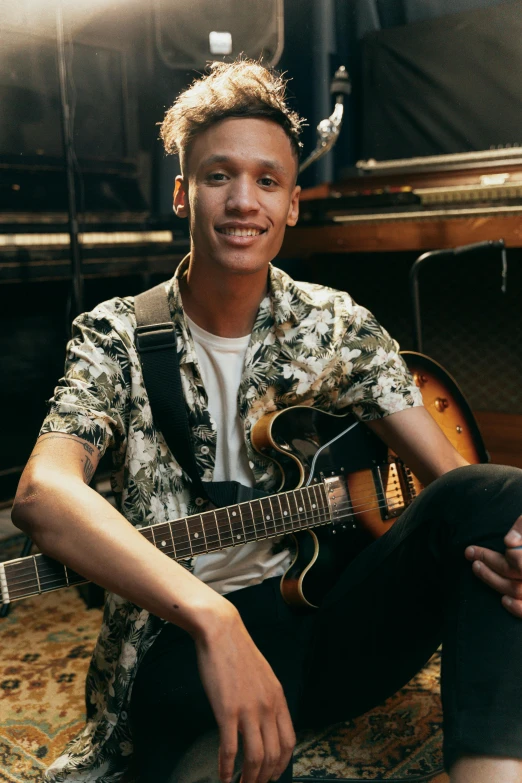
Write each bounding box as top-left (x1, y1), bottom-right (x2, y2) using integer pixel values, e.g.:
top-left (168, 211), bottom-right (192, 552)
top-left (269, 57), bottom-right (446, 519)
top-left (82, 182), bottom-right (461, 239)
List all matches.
top-left (153, 0), bottom-right (284, 69)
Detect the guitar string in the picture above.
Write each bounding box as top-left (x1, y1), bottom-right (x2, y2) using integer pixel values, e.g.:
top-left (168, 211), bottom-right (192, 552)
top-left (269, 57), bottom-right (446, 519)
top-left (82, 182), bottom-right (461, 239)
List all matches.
top-left (3, 488), bottom-right (407, 591)
top-left (4, 494), bottom-right (407, 596)
top-left (3, 483), bottom-right (407, 589)
top-left (3, 485), bottom-right (404, 586)
top-left (3, 482), bottom-right (402, 585)
top-left (143, 488), bottom-right (407, 562)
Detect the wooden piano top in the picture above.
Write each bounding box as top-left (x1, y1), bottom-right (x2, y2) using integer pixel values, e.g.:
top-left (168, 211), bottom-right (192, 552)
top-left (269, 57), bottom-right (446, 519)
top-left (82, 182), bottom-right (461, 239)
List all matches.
top-left (282, 149), bottom-right (522, 255)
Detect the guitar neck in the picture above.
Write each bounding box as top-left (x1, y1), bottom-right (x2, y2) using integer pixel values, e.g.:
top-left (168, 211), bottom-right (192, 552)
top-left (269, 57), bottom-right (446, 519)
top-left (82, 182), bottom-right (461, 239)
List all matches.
top-left (0, 478), bottom-right (347, 604)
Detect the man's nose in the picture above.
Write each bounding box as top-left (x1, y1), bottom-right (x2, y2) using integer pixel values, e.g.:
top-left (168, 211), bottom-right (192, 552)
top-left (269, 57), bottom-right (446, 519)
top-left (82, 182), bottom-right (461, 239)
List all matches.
top-left (226, 177), bottom-right (259, 213)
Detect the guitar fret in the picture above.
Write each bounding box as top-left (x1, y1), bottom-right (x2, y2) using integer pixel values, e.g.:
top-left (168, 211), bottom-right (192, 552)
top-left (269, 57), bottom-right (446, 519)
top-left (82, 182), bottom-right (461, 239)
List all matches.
top-left (199, 515), bottom-right (209, 552)
top-left (238, 504), bottom-right (248, 541)
top-left (213, 510), bottom-right (223, 549)
top-left (259, 497), bottom-right (275, 536)
top-left (227, 506), bottom-right (245, 544)
top-left (215, 508), bottom-right (233, 548)
top-left (292, 489), bottom-right (306, 529)
top-left (187, 516), bottom-right (207, 555)
top-left (184, 520), bottom-right (195, 557)
top-left (140, 527), bottom-right (154, 544)
top-left (199, 510), bottom-right (221, 551)
top-left (303, 486), bottom-right (315, 524)
top-left (310, 484), bottom-right (324, 519)
top-left (240, 501), bottom-right (255, 541)
top-left (284, 491), bottom-right (298, 530)
top-left (278, 493), bottom-right (292, 530)
top-left (153, 523), bottom-right (173, 554)
top-left (33, 555), bottom-right (41, 594)
top-left (317, 484), bottom-right (330, 518)
top-left (253, 499), bottom-right (268, 538)
top-left (168, 521), bottom-right (177, 558)
top-left (267, 495), bottom-right (282, 535)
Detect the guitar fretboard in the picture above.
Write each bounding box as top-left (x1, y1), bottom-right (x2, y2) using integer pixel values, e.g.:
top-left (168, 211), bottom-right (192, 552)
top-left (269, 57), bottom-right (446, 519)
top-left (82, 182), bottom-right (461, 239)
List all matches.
top-left (0, 480), bottom-right (343, 604)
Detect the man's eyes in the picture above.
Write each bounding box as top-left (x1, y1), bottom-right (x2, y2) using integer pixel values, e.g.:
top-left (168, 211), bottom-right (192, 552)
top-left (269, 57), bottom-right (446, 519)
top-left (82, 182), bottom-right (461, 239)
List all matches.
top-left (206, 172), bottom-right (278, 187)
top-left (259, 177), bottom-right (277, 187)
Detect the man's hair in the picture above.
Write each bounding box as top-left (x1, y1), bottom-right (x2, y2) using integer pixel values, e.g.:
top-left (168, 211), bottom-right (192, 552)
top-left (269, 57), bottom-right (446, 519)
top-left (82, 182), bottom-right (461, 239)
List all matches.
top-left (160, 59), bottom-right (305, 173)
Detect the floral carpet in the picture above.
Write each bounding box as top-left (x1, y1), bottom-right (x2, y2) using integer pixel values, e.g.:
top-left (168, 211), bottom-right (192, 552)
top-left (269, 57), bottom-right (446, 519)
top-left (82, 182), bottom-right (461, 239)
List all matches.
top-left (1, 536), bottom-right (443, 782)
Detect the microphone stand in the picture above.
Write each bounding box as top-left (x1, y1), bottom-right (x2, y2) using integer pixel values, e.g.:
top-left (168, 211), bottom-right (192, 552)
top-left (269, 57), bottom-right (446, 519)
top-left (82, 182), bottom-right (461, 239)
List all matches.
top-left (56, 1), bottom-right (83, 319)
top-left (299, 66), bottom-right (351, 175)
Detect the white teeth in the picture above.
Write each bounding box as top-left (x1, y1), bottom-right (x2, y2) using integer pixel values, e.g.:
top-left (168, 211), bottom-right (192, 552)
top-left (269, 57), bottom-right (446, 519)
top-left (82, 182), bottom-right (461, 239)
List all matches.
top-left (220, 227), bottom-right (262, 237)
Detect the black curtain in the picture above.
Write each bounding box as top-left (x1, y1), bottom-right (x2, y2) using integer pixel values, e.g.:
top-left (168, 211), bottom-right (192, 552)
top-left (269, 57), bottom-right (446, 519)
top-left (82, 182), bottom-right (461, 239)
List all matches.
top-left (360, 0), bottom-right (522, 159)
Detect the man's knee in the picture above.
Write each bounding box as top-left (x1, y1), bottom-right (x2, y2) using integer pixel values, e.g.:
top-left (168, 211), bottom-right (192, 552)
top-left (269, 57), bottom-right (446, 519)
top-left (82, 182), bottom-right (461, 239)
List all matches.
top-left (427, 463), bottom-right (522, 547)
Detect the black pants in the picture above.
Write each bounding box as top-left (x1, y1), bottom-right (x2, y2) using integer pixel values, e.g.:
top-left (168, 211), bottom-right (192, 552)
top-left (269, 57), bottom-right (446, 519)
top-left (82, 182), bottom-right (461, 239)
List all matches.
top-left (130, 464), bottom-right (522, 781)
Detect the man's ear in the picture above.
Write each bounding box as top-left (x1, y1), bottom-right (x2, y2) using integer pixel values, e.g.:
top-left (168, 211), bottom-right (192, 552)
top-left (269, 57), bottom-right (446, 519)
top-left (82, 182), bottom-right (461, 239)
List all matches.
top-left (173, 175), bottom-right (188, 218)
top-left (286, 185), bottom-right (301, 227)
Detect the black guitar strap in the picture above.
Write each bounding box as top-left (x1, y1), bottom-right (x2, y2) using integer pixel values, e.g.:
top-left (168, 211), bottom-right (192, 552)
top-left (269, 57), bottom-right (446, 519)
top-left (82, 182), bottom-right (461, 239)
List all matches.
top-left (134, 284), bottom-right (266, 508)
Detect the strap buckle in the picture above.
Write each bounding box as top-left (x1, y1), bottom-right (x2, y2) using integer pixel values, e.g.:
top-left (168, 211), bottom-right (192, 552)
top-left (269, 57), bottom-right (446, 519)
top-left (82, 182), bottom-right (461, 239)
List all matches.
top-left (135, 322), bottom-right (176, 353)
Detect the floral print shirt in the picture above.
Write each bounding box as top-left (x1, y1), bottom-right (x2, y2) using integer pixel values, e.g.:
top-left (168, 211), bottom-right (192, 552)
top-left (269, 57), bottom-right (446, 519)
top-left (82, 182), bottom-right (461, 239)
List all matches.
top-left (39, 258), bottom-right (422, 781)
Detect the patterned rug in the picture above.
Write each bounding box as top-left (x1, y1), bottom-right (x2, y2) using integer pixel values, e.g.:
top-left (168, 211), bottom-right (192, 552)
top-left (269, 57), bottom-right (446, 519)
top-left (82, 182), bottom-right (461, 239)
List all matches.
top-left (0, 536), bottom-right (444, 782)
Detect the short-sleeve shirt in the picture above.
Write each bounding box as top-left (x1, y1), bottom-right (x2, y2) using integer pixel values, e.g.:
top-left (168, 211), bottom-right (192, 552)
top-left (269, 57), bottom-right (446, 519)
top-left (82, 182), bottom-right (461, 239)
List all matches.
top-left (40, 258), bottom-right (423, 781)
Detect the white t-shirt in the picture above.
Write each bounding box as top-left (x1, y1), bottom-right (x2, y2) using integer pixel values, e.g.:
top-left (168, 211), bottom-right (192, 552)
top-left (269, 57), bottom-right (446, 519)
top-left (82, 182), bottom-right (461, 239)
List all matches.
top-left (187, 315), bottom-right (291, 595)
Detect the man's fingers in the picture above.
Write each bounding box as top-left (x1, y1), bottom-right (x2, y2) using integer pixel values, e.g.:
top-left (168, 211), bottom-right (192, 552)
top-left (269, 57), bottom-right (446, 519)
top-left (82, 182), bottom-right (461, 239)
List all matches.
top-left (471, 559), bottom-right (522, 600)
top-left (257, 718), bottom-right (281, 783)
top-left (239, 720), bottom-right (264, 783)
top-left (269, 710), bottom-right (296, 781)
top-left (502, 595), bottom-right (522, 618)
top-left (465, 545), bottom-right (520, 579)
top-left (219, 720), bottom-right (239, 783)
top-left (504, 513), bottom-right (522, 548)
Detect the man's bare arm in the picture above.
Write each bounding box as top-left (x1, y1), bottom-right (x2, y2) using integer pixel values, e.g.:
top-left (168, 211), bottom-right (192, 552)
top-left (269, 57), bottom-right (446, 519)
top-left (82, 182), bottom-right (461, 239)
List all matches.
top-left (366, 406), bottom-right (469, 486)
top-left (12, 432), bottom-right (231, 633)
top-left (12, 433), bottom-right (294, 783)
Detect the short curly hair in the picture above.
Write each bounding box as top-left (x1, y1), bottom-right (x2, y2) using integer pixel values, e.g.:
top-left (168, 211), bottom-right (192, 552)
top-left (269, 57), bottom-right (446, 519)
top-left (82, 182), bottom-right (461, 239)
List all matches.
top-left (160, 59), bottom-right (305, 174)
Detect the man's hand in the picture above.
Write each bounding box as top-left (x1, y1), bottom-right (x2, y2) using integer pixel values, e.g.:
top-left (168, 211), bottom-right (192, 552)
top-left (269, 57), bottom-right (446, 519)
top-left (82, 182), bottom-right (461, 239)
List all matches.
top-left (193, 604), bottom-right (295, 783)
top-left (465, 514), bottom-right (522, 617)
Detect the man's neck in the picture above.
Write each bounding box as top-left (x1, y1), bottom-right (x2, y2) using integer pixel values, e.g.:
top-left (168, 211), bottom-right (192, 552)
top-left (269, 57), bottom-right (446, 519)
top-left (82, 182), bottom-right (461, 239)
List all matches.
top-left (179, 257), bottom-right (269, 338)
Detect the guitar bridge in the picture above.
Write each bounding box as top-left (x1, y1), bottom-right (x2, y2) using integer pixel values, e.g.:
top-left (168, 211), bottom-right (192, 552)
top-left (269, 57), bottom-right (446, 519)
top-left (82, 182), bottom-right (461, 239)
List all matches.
top-left (323, 475), bottom-right (349, 523)
top-left (373, 461), bottom-right (407, 521)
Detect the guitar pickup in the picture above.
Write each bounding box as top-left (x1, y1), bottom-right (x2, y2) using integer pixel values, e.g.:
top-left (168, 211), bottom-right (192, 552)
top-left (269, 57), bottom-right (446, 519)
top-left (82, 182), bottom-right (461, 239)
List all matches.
top-left (373, 461), bottom-right (407, 521)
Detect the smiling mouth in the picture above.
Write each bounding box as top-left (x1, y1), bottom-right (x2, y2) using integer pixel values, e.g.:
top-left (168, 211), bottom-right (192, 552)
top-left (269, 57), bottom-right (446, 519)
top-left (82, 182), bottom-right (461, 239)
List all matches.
top-left (216, 227), bottom-right (266, 237)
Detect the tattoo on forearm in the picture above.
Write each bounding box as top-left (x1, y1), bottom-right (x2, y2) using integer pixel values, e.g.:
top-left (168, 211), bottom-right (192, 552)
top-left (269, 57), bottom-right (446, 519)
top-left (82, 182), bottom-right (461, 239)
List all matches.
top-left (83, 456), bottom-right (95, 484)
top-left (42, 434), bottom-right (95, 456)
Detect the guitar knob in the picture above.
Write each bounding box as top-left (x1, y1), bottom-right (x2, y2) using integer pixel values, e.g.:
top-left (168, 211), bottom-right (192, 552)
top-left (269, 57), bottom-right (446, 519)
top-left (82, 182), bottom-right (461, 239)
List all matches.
top-left (413, 373), bottom-right (428, 387)
top-left (434, 397), bottom-right (449, 412)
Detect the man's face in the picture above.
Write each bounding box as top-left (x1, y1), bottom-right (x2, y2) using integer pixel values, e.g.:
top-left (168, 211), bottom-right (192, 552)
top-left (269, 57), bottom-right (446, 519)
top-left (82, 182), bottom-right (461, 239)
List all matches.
top-left (173, 117), bottom-right (300, 275)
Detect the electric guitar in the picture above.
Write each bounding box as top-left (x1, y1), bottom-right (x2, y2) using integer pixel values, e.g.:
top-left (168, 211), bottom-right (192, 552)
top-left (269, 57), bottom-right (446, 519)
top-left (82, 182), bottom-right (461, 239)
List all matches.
top-left (0, 352), bottom-right (487, 610)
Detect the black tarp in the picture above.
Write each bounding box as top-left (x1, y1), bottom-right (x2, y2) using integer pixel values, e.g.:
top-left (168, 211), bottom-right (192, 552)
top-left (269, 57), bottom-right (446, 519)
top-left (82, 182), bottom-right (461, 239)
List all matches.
top-left (361, 0), bottom-right (522, 159)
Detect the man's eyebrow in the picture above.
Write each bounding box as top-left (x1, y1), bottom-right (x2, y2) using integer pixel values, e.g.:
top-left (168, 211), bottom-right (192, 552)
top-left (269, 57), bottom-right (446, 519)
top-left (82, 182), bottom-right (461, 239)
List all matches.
top-left (200, 154), bottom-right (289, 176)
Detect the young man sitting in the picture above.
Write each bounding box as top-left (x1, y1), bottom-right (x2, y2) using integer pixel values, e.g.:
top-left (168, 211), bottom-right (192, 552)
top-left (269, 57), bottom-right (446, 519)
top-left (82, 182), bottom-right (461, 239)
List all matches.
top-left (13, 60), bottom-right (522, 783)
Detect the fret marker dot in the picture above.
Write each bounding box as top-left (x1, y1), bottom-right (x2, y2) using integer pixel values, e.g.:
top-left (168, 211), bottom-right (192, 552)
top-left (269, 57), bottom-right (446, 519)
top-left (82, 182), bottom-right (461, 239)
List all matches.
top-left (298, 507), bottom-right (303, 512)
top-left (312, 504), bottom-right (316, 509)
top-left (161, 541), bottom-right (167, 547)
top-left (266, 515), bottom-right (271, 520)
top-left (283, 511), bottom-right (288, 516)
top-left (236, 534), bottom-right (242, 540)
top-left (194, 532), bottom-right (199, 538)
top-left (232, 511), bottom-right (237, 516)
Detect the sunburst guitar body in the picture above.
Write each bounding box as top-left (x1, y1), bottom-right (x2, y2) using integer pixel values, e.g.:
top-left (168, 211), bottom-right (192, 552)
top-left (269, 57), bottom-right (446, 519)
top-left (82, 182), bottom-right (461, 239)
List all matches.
top-left (251, 351), bottom-right (488, 609)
